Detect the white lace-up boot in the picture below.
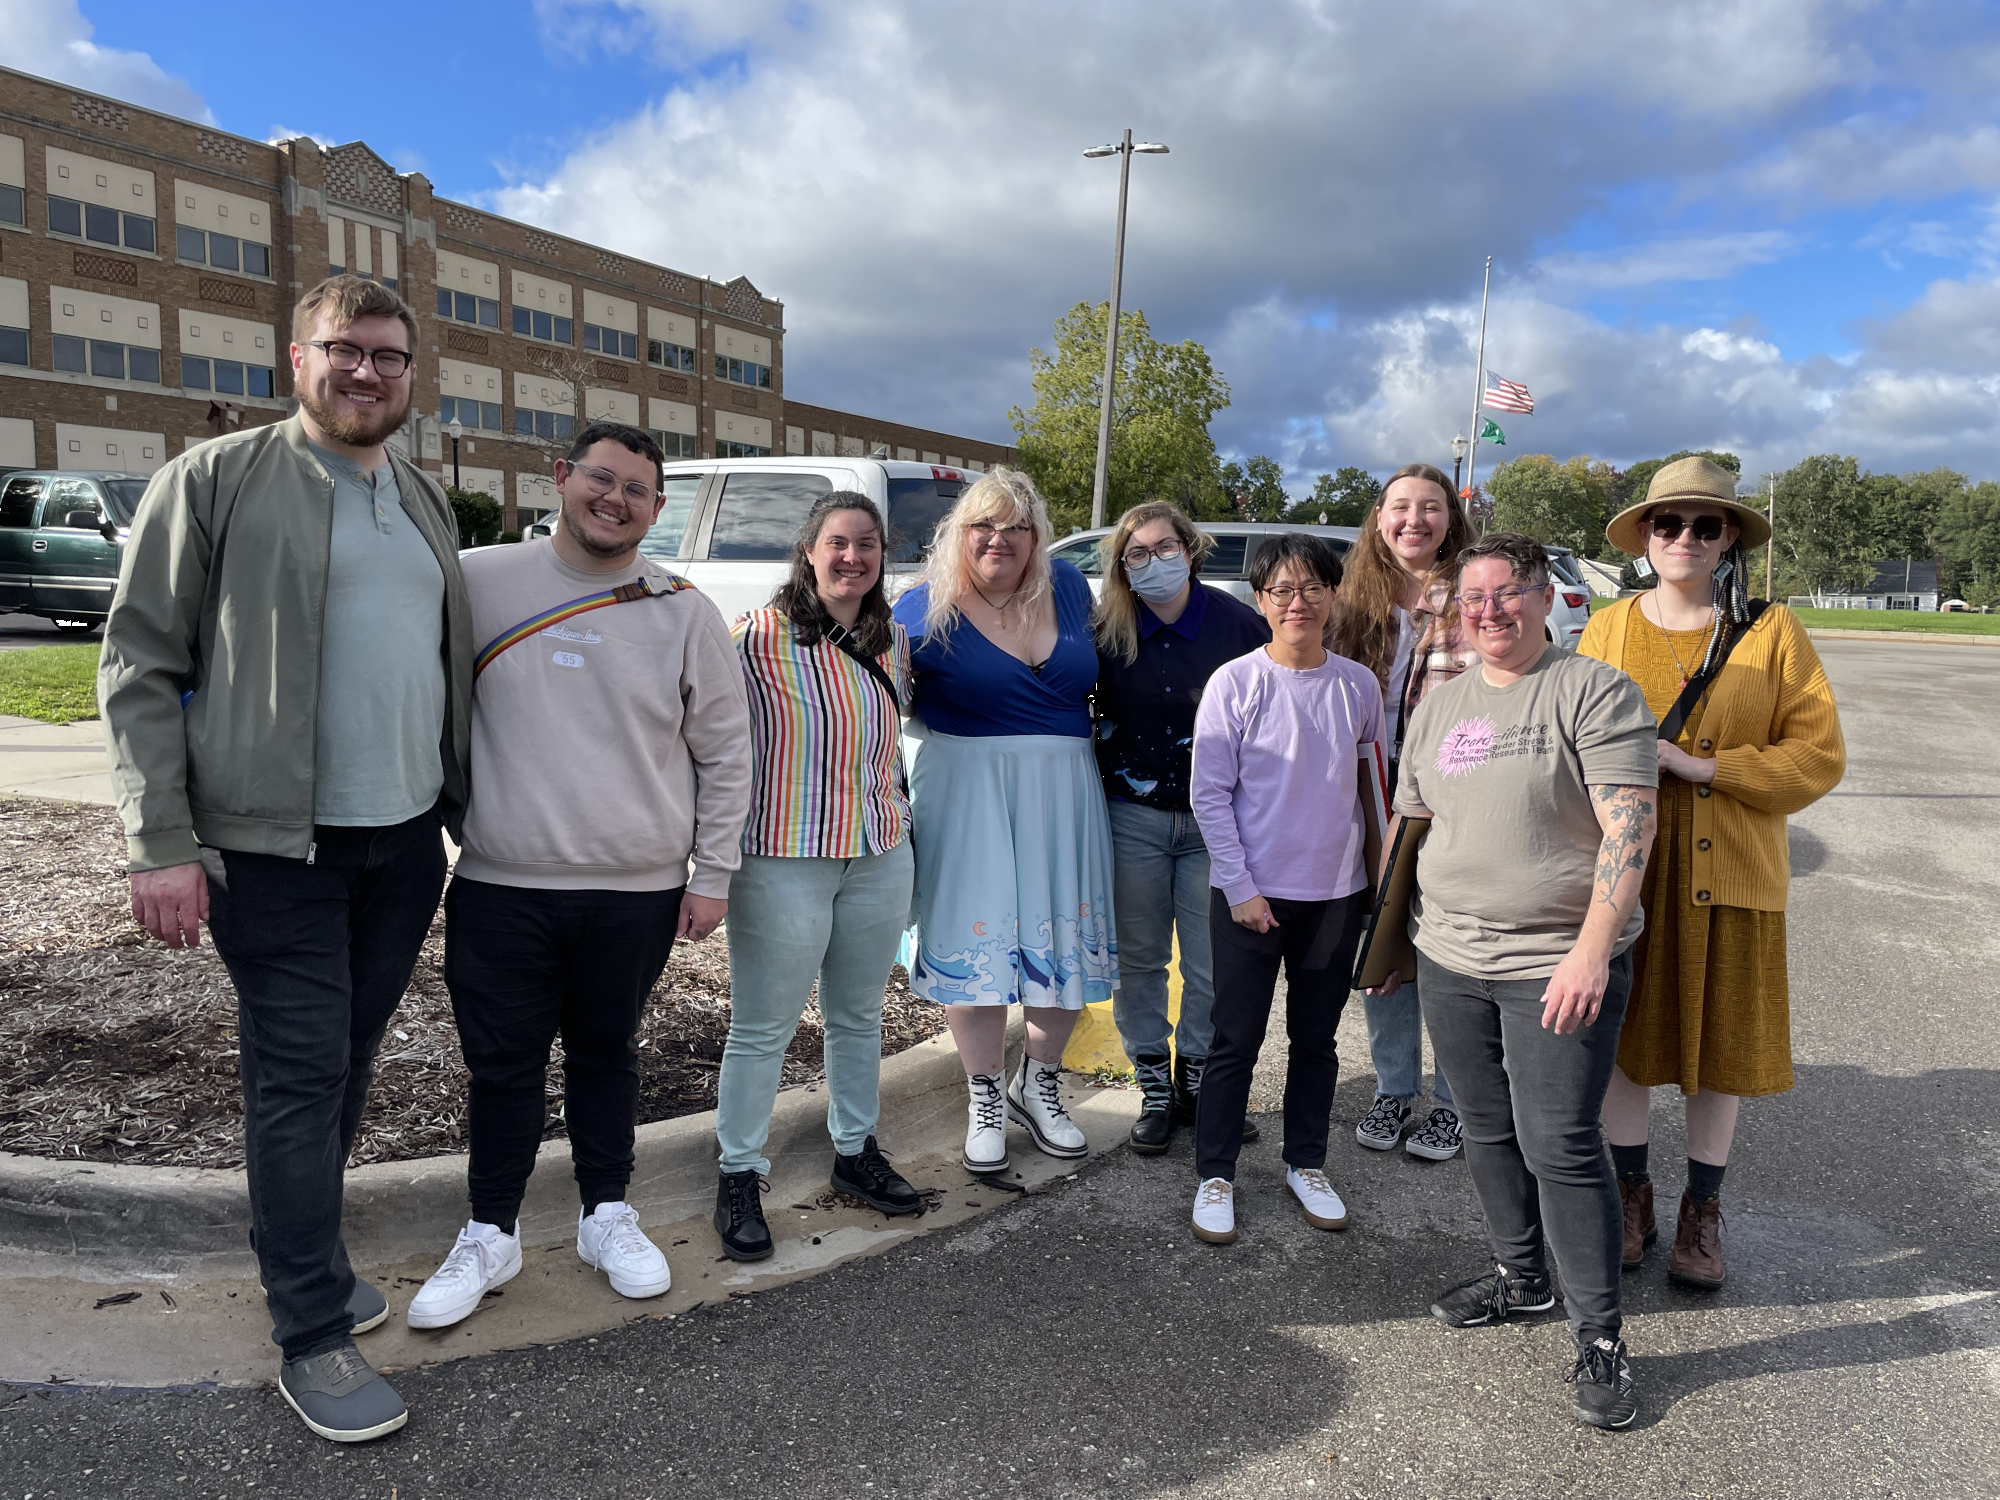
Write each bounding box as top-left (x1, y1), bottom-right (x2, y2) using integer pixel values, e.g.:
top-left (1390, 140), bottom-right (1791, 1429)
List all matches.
top-left (576, 1202), bottom-right (672, 1299)
top-left (406, 1220), bottom-right (522, 1329)
top-left (1007, 1057), bottom-right (1088, 1159)
top-left (963, 1072), bottom-right (1010, 1174)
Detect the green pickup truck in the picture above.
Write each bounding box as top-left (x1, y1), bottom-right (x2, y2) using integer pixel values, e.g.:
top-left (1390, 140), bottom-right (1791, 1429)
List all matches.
top-left (0, 469), bottom-right (148, 633)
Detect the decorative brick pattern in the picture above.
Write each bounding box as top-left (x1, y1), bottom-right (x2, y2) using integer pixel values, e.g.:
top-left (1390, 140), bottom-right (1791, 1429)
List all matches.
top-left (446, 328), bottom-right (490, 355)
top-left (73, 251), bottom-right (139, 287)
top-left (655, 373), bottom-right (691, 396)
top-left (324, 143), bottom-right (403, 218)
top-left (443, 203), bottom-right (485, 234)
top-left (730, 390), bottom-right (760, 410)
top-left (596, 252), bottom-right (626, 275)
top-left (724, 276), bottom-right (765, 322)
top-left (196, 130), bottom-right (250, 166)
top-left (593, 360), bottom-right (628, 383)
top-left (658, 270), bottom-right (695, 298)
top-left (525, 229), bottom-right (564, 258)
top-left (198, 278), bottom-right (258, 309)
top-left (71, 95), bottom-right (129, 132)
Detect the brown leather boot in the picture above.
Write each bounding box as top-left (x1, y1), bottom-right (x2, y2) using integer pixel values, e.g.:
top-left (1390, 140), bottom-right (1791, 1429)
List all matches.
top-left (1669, 1191), bottom-right (1725, 1288)
top-left (1619, 1178), bottom-right (1656, 1270)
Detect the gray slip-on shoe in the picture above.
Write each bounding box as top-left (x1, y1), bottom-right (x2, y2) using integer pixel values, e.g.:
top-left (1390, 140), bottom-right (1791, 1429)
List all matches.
top-left (278, 1344), bottom-right (408, 1443)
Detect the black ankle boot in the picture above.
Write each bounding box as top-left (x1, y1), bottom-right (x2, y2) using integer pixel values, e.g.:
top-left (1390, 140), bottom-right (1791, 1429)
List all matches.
top-left (1175, 1054), bottom-right (1256, 1142)
top-left (1129, 1052), bottom-right (1174, 1154)
top-left (714, 1169), bottom-right (773, 1262)
top-left (831, 1136), bottom-right (923, 1216)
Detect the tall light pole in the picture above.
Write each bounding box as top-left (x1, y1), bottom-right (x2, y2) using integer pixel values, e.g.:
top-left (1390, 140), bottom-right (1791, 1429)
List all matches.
top-left (1451, 432), bottom-right (1469, 496)
top-left (1084, 130), bottom-right (1169, 530)
top-left (447, 419), bottom-right (464, 490)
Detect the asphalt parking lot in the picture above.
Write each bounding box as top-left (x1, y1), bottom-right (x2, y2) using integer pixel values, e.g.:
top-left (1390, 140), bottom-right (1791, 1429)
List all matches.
top-left (3, 638), bottom-right (1996, 1499)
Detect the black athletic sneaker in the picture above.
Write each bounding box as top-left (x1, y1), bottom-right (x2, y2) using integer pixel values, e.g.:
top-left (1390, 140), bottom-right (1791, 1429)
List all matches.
top-left (714, 1169), bottom-right (773, 1262)
top-left (1567, 1333), bottom-right (1638, 1430)
top-left (1429, 1263), bottom-right (1557, 1328)
top-left (831, 1136), bottom-right (923, 1216)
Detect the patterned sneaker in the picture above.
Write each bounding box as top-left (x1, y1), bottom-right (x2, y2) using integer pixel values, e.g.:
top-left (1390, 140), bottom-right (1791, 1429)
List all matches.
top-left (1355, 1093), bottom-right (1411, 1151)
top-left (1404, 1106), bottom-right (1463, 1161)
top-left (1567, 1333), bottom-right (1639, 1429)
top-left (1429, 1263), bottom-right (1557, 1328)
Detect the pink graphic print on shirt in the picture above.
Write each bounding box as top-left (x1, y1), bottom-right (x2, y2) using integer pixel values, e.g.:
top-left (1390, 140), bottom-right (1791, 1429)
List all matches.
top-left (1435, 714), bottom-right (1496, 777)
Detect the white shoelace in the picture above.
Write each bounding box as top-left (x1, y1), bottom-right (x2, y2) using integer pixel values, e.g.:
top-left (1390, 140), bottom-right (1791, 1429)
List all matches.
top-left (433, 1230), bottom-right (497, 1289)
top-left (597, 1206), bottom-right (653, 1261)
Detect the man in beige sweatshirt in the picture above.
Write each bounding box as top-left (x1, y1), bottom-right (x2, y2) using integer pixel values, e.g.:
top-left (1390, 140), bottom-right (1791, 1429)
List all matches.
top-left (406, 421), bottom-right (752, 1328)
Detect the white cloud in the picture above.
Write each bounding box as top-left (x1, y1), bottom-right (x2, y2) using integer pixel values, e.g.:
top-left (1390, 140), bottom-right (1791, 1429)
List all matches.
top-left (1535, 233), bottom-right (1798, 292)
top-left (0, 0), bottom-right (212, 123)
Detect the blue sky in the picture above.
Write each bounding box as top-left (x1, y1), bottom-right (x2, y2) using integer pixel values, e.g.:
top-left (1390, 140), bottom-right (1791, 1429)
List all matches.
top-left (12, 0), bottom-right (2000, 488)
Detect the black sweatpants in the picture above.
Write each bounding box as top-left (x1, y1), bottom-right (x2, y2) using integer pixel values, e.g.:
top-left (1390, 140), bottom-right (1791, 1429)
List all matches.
top-left (204, 810), bottom-right (448, 1362)
top-left (443, 876), bottom-right (683, 1229)
top-left (1194, 889), bottom-right (1363, 1182)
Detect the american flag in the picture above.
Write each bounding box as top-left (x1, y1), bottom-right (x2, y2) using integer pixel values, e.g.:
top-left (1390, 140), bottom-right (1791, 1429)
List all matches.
top-left (1482, 373), bottom-right (1535, 414)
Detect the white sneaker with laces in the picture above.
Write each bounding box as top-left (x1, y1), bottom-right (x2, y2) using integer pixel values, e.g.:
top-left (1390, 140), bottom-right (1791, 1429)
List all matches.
top-left (406, 1220), bottom-right (522, 1329)
top-left (964, 1072), bottom-right (1010, 1174)
top-left (1007, 1058), bottom-right (1087, 1159)
top-left (1287, 1166), bottom-right (1350, 1230)
top-left (1192, 1177), bottom-right (1237, 1244)
top-left (577, 1202), bottom-right (672, 1299)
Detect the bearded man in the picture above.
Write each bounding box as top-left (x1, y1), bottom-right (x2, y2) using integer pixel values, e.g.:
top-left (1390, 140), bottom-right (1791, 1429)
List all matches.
top-left (99, 276), bottom-right (471, 1443)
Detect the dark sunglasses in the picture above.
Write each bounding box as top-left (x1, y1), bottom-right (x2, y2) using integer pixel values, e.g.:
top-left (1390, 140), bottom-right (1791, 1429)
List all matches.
top-left (1649, 511), bottom-right (1726, 542)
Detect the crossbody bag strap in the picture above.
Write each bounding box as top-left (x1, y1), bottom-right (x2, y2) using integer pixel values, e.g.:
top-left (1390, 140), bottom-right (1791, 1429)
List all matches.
top-left (474, 571), bottom-right (694, 677)
top-left (1657, 598), bottom-right (1769, 742)
top-left (824, 622), bottom-right (909, 796)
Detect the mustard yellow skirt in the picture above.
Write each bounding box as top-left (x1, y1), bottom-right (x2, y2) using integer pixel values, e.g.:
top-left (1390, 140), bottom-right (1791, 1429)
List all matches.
top-left (1619, 778), bottom-right (1793, 1097)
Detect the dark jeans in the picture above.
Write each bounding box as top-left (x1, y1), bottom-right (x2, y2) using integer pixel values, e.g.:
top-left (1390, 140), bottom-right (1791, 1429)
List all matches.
top-left (1194, 889), bottom-right (1363, 1182)
top-left (1417, 948), bottom-right (1633, 1341)
top-left (443, 876), bottom-right (683, 1229)
top-left (203, 811), bottom-right (447, 1362)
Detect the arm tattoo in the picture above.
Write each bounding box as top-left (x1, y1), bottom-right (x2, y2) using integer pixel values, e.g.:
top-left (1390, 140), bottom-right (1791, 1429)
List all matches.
top-left (1590, 784), bottom-right (1655, 908)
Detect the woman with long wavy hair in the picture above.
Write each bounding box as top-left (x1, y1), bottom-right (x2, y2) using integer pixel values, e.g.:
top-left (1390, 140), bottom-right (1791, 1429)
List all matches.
top-left (1091, 501), bottom-right (1269, 1155)
top-left (1332, 461), bottom-right (1478, 1163)
top-left (891, 468), bottom-right (1118, 1174)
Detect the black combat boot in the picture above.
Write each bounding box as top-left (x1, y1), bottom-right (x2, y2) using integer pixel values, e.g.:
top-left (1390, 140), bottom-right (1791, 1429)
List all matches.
top-left (1128, 1052), bottom-right (1174, 1154)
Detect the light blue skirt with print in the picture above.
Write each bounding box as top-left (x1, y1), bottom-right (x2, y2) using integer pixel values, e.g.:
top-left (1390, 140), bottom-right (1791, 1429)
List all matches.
top-left (903, 727), bottom-right (1119, 1009)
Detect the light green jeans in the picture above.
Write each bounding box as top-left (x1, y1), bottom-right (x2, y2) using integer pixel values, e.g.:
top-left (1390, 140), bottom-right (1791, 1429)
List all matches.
top-left (715, 842), bottom-right (916, 1176)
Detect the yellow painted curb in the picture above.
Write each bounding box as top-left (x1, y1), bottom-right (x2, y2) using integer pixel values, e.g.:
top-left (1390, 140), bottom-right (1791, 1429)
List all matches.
top-left (1062, 936), bottom-right (1184, 1074)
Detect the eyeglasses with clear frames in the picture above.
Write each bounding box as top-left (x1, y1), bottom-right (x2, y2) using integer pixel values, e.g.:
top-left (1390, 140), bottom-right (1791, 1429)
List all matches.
top-left (1258, 583), bottom-right (1330, 606)
top-left (967, 521), bottom-right (1034, 541)
top-left (1121, 538), bottom-right (1185, 569)
top-left (565, 461), bottom-right (659, 506)
top-left (1453, 584), bottom-right (1546, 615)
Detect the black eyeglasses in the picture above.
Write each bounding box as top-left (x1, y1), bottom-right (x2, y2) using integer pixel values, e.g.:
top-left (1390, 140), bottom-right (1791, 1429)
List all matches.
top-left (1121, 538), bottom-right (1185, 568)
top-left (1649, 512), bottom-right (1725, 542)
top-left (306, 340), bottom-right (413, 378)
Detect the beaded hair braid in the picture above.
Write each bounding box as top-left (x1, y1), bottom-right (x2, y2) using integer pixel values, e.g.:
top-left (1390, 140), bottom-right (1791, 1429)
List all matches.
top-left (1694, 539), bottom-right (1754, 678)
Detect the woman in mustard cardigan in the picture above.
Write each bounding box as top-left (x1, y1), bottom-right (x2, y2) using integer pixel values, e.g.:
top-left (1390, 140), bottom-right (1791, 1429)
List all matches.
top-left (1580, 456), bottom-right (1844, 1290)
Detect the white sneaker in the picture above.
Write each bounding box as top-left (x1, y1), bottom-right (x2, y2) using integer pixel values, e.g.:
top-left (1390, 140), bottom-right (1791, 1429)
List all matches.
top-left (1192, 1177), bottom-right (1237, 1244)
top-left (1007, 1058), bottom-right (1087, 1159)
top-left (964, 1072), bottom-right (1010, 1174)
top-left (1287, 1167), bottom-right (1350, 1230)
top-left (406, 1221), bottom-right (522, 1329)
top-left (576, 1202), bottom-right (672, 1299)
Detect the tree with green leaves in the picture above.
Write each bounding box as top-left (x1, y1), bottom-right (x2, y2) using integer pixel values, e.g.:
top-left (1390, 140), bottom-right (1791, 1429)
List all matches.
top-left (1285, 466), bottom-right (1380, 525)
top-left (1215, 454), bottom-right (1288, 521)
top-left (1769, 455), bottom-right (1873, 595)
top-left (1487, 455), bottom-right (1614, 557)
top-left (448, 486), bottom-right (503, 548)
top-left (1009, 302), bottom-right (1233, 532)
top-left (1936, 479), bottom-right (2000, 606)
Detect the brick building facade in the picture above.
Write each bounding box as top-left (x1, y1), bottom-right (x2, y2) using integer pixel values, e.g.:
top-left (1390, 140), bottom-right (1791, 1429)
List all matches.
top-left (0, 66), bottom-right (1012, 531)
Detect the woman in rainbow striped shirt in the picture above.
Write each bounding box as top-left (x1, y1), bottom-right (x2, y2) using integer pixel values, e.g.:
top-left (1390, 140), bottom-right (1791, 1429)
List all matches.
top-left (711, 491), bottom-right (924, 1262)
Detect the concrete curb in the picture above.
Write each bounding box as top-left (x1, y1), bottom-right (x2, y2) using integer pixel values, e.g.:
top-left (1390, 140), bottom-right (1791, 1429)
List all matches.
top-left (1806, 628), bottom-right (2000, 647)
top-left (0, 1024), bottom-right (1016, 1276)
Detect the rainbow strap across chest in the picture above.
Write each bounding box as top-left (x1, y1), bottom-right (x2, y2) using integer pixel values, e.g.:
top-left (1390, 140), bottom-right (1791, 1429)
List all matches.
top-left (474, 571), bottom-right (695, 676)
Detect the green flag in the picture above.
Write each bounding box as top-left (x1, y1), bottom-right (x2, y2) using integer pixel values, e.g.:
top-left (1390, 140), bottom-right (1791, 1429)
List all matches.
top-left (1479, 417), bottom-right (1506, 445)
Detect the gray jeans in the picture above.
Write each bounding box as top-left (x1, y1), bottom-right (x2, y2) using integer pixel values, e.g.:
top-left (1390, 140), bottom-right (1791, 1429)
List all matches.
top-left (1417, 948), bottom-right (1632, 1341)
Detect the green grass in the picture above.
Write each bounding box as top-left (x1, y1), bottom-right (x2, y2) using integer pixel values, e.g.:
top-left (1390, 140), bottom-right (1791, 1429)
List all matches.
top-left (0, 644), bottom-right (101, 723)
top-left (1787, 607), bottom-right (2000, 635)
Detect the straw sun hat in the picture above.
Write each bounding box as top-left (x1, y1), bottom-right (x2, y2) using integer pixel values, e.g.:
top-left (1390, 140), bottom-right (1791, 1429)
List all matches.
top-left (1604, 455), bottom-right (1772, 556)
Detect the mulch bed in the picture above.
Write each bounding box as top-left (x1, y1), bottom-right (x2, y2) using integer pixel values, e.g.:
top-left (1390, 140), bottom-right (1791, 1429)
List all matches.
top-left (0, 797), bottom-right (944, 1170)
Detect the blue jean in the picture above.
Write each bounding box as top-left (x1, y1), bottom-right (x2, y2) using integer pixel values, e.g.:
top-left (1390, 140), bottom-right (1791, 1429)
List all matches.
top-left (1361, 985), bottom-right (1453, 1105)
top-left (716, 843), bottom-right (916, 1176)
top-left (1106, 800), bottom-right (1215, 1063)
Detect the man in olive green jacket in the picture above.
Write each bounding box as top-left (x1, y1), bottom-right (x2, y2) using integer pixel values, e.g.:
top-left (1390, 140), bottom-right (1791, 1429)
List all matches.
top-left (98, 276), bottom-right (471, 1444)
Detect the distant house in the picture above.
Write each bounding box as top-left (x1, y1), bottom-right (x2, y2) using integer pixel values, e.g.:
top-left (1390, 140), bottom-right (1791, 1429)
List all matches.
top-left (1805, 559), bottom-right (1940, 612)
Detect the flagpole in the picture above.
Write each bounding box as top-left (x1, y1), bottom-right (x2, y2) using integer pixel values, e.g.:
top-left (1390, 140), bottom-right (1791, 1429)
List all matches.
top-left (1465, 255), bottom-right (1492, 503)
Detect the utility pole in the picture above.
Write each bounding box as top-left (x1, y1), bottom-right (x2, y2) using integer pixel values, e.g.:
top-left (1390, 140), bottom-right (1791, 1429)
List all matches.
top-left (1765, 474), bottom-right (1775, 599)
top-left (1084, 131), bottom-right (1169, 530)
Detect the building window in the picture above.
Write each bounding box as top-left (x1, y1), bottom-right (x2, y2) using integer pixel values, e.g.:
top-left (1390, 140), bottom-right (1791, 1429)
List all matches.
top-left (512, 307), bottom-right (573, 345)
top-left (515, 406), bottom-right (575, 443)
top-left (649, 429), bottom-right (699, 460)
top-left (647, 339), bottom-right (697, 372)
top-left (0, 326), bottom-right (26, 366)
top-left (713, 354), bottom-right (773, 389)
top-left (583, 324), bottom-right (638, 360)
top-left (49, 196), bottom-right (155, 253)
top-left (53, 334), bottom-right (161, 383)
top-left (0, 184), bottom-right (22, 228)
top-left (438, 288), bottom-right (500, 328)
top-left (441, 394), bottom-right (503, 431)
top-left (176, 226), bottom-right (271, 277)
top-left (182, 355), bottom-right (274, 398)
top-left (715, 440), bottom-right (771, 459)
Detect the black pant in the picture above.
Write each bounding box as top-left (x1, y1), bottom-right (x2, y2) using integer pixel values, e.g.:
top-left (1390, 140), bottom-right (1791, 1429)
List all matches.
top-left (203, 811), bottom-right (447, 1362)
top-left (443, 876), bottom-right (684, 1229)
top-left (1194, 889), bottom-right (1362, 1182)
top-left (1417, 948), bottom-right (1632, 1341)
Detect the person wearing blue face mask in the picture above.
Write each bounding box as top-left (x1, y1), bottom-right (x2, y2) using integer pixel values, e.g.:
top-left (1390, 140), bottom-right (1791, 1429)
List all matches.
top-left (1091, 503), bottom-right (1269, 1153)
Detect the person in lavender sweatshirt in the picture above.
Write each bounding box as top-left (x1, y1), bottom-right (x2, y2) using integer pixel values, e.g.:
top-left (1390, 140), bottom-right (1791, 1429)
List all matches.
top-left (1187, 534), bottom-right (1384, 1245)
